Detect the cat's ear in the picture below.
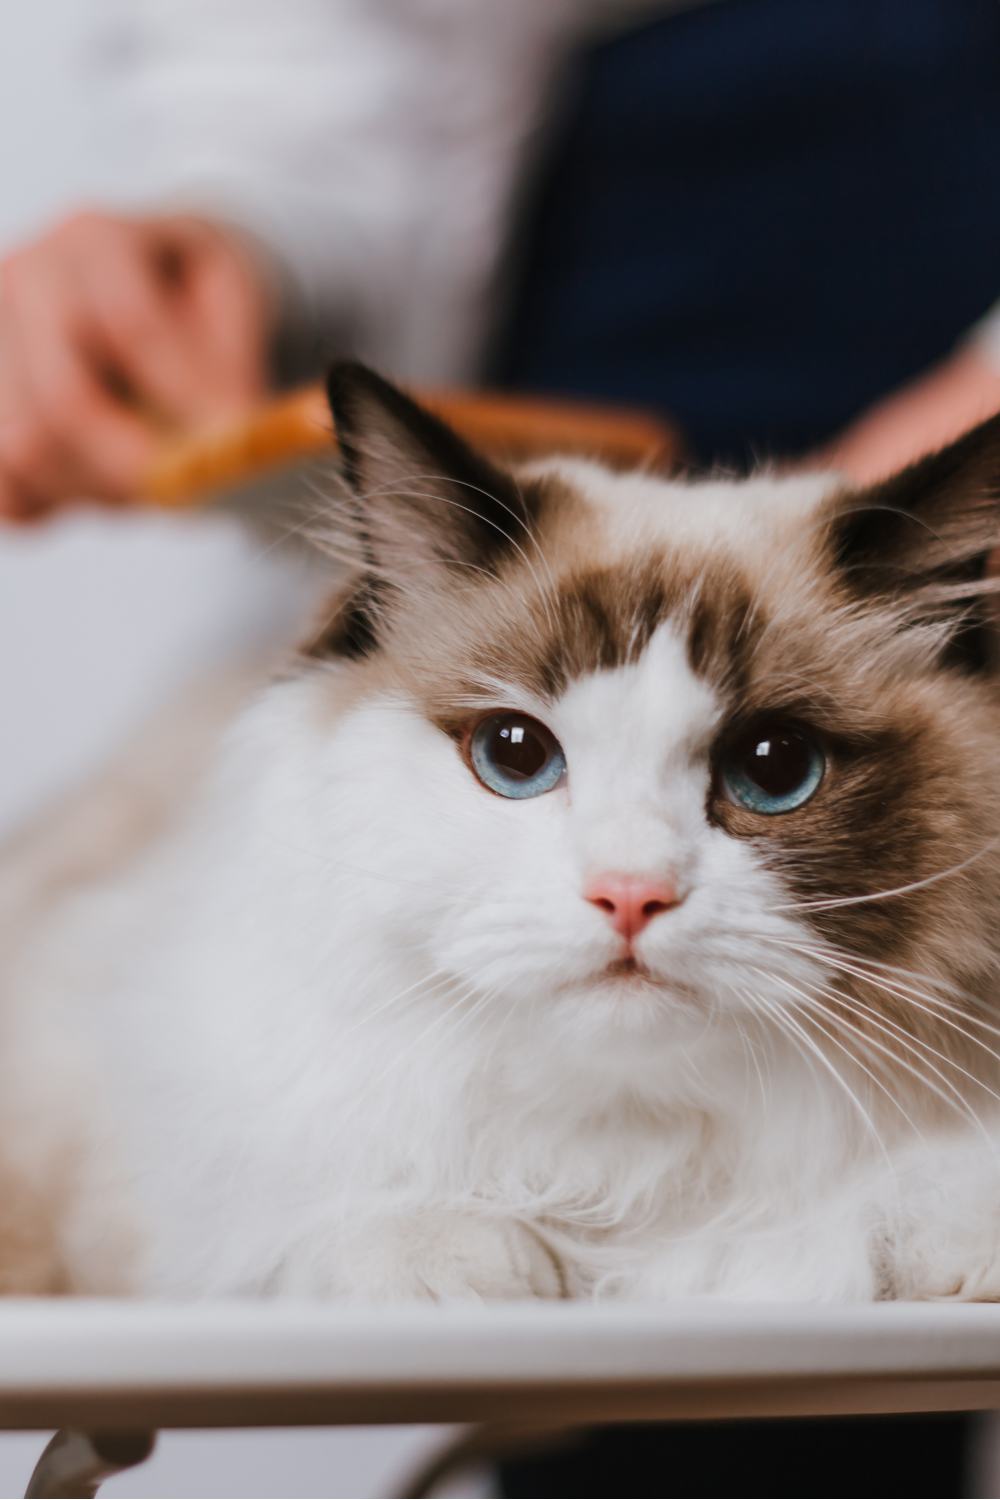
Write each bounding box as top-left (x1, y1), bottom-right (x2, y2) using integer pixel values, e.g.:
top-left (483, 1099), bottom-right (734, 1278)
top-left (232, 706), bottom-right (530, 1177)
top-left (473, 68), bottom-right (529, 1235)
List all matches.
top-left (325, 361), bottom-right (530, 578)
top-left (828, 410), bottom-right (1000, 668)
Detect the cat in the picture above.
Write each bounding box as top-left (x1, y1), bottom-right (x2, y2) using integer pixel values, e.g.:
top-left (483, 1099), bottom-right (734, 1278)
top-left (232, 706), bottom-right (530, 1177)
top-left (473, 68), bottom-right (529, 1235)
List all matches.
top-left (4, 360), bottom-right (1000, 1302)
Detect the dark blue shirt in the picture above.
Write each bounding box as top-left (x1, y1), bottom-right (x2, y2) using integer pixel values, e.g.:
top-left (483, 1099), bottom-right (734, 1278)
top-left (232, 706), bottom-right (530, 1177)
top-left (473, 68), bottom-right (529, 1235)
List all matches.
top-left (493, 0), bottom-right (1000, 467)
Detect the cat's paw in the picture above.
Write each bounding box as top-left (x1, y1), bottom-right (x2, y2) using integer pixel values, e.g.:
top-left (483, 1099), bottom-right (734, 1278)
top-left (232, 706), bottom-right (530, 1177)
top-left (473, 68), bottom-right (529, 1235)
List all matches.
top-left (883, 1223), bottom-right (1000, 1302)
top-left (282, 1211), bottom-right (567, 1301)
top-left (605, 1178), bottom-right (881, 1302)
top-left (398, 1214), bottom-right (567, 1302)
top-left (619, 1227), bottom-right (878, 1303)
top-left (878, 1137), bottom-right (1000, 1302)
top-left (893, 1259), bottom-right (1000, 1302)
top-left (881, 1206), bottom-right (1000, 1302)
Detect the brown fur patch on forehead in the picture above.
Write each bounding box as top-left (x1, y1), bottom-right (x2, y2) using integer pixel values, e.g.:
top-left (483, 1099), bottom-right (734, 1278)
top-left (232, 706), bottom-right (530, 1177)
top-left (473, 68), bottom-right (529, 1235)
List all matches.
top-left (685, 568), bottom-right (762, 699)
top-left (359, 463), bottom-right (767, 719)
top-left (510, 560), bottom-right (672, 700)
top-left (524, 555), bottom-right (763, 703)
top-left (358, 492), bottom-right (842, 754)
top-left (392, 549), bottom-right (761, 730)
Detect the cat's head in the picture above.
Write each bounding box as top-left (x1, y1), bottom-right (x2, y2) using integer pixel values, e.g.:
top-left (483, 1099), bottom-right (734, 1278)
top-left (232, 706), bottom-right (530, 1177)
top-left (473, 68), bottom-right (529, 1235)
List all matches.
top-left (305, 363), bottom-right (1000, 1104)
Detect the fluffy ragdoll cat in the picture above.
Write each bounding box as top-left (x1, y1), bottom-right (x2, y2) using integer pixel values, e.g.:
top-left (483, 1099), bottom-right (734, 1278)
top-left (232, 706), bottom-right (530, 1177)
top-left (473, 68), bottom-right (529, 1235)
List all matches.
top-left (4, 363), bottom-right (1000, 1303)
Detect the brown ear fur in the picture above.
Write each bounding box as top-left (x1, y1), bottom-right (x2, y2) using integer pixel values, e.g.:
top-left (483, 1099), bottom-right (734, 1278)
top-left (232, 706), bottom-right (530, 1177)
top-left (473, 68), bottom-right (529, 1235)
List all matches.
top-left (320, 362), bottom-right (534, 658)
top-left (829, 410), bottom-right (1000, 669)
top-left (327, 360), bottom-right (529, 559)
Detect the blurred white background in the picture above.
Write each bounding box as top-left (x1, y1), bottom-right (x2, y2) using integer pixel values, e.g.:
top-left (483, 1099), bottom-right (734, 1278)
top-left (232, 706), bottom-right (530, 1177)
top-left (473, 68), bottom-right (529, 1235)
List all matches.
top-left (0, 3), bottom-right (451, 1495)
top-left (0, 4), bottom-right (319, 841)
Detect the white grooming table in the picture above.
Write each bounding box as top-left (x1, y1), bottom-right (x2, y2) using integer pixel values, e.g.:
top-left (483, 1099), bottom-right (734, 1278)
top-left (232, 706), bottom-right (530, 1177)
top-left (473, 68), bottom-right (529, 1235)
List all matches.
top-left (4, 1299), bottom-right (1000, 1495)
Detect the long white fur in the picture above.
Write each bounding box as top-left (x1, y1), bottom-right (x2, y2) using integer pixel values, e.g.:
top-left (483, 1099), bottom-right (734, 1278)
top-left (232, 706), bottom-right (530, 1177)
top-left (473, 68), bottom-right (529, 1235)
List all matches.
top-left (5, 464), bottom-right (1000, 1303)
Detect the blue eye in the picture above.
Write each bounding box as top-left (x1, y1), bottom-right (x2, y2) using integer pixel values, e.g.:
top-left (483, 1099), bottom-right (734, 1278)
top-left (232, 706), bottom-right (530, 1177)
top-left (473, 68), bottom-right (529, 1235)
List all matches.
top-left (469, 713), bottom-right (566, 799)
top-left (721, 723), bottom-right (825, 815)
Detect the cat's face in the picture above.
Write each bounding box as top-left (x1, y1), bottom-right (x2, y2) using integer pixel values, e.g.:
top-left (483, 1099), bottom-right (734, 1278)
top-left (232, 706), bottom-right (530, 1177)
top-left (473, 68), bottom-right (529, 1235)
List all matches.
top-left (311, 365), bottom-right (1000, 1094)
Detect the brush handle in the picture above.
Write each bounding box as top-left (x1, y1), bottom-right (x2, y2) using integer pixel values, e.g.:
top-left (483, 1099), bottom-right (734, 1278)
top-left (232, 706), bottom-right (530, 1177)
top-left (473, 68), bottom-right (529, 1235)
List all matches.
top-left (140, 383), bottom-right (680, 508)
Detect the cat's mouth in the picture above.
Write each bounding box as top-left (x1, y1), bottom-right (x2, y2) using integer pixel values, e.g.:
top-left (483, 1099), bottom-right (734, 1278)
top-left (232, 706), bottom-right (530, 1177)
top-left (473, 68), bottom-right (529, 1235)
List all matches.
top-left (599, 954), bottom-right (678, 991)
top-left (590, 955), bottom-right (699, 1003)
top-left (604, 954), bottom-right (648, 980)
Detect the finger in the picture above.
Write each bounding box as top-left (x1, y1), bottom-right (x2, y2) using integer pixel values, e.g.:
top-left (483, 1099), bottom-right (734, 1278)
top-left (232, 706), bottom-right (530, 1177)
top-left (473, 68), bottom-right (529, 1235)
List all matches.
top-left (1, 491), bottom-right (53, 526)
top-left (161, 218), bottom-right (268, 414)
top-left (0, 468), bottom-right (47, 523)
top-left (72, 220), bottom-right (216, 426)
top-left (4, 248), bottom-right (156, 501)
top-left (0, 399), bottom-right (55, 520)
top-left (0, 309), bottom-right (80, 510)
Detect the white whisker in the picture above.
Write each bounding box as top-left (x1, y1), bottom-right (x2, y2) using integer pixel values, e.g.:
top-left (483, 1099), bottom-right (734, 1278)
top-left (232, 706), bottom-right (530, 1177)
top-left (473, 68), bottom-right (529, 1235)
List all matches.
top-left (761, 934), bottom-right (1000, 1058)
top-left (750, 981), bottom-right (890, 1165)
top-left (767, 837), bottom-right (1000, 914)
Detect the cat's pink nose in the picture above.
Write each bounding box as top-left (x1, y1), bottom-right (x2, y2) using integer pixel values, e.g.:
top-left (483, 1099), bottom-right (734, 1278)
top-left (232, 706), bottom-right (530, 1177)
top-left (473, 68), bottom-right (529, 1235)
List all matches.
top-left (583, 873), bottom-right (682, 941)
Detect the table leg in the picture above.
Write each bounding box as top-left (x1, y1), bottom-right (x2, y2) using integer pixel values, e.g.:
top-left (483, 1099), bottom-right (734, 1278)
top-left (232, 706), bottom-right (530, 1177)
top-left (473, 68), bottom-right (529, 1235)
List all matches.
top-left (24, 1429), bottom-right (156, 1499)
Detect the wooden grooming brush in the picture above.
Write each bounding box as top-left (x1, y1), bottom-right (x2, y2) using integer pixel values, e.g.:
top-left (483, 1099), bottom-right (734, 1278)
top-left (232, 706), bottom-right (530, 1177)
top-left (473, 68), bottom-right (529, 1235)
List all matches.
top-left (140, 381), bottom-right (680, 509)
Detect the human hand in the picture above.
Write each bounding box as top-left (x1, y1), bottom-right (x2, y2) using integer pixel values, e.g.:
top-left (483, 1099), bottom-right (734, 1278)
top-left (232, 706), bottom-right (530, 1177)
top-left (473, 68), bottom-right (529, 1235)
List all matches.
top-left (815, 347), bottom-right (1000, 486)
top-left (0, 210), bottom-right (270, 521)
